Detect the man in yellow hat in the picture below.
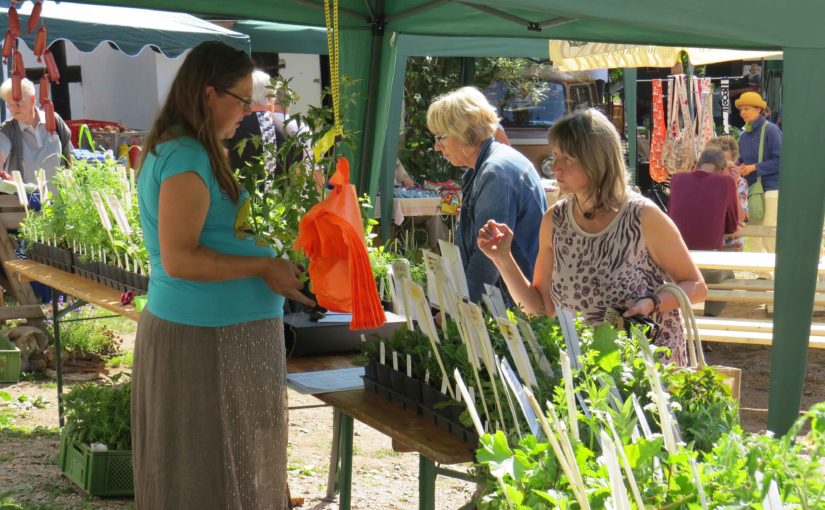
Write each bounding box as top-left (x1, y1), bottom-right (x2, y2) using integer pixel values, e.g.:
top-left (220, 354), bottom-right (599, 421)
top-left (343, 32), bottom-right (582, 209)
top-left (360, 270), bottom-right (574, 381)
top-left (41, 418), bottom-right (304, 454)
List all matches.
top-left (735, 91), bottom-right (782, 253)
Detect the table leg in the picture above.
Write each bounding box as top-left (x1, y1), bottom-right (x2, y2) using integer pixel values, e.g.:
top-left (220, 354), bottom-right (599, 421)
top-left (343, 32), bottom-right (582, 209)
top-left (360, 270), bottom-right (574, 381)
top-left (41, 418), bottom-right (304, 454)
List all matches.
top-left (336, 413), bottom-right (354, 510)
top-left (419, 455), bottom-right (437, 510)
top-left (325, 408), bottom-right (342, 500)
top-left (51, 288), bottom-right (64, 428)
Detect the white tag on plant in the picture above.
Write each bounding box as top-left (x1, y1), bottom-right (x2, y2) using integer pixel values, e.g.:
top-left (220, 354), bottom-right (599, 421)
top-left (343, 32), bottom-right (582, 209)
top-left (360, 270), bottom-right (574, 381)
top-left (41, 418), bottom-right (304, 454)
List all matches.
top-left (11, 171), bottom-right (27, 207)
top-left (392, 351), bottom-right (399, 371)
top-left (90, 191), bottom-right (113, 231)
top-left (105, 193), bottom-right (132, 235)
top-left (499, 357), bottom-right (541, 437)
top-left (379, 341), bottom-right (386, 365)
top-left (406, 354), bottom-right (412, 378)
top-left (453, 369), bottom-right (484, 436)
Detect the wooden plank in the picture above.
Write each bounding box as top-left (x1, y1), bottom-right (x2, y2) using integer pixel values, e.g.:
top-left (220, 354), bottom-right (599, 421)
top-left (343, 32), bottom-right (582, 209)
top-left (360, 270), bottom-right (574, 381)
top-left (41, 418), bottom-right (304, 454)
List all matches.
top-left (0, 304), bottom-right (45, 321)
top-left (704, 289), bottom-right (825, 305)
top-left (698, 328), bottom-right (825, 349)
top-left (0, 221), bottom-right (40, 307)
top-left (0, 194), bottom-right (24, 208)
top-left (690, 250), bottom-right (825, 274)
top-left (3, 260), bottom-right (139, 321)
top-left (729, 224), bottom-right (825, 239)
top-left (706, 279), bottom-right (825, 292)
top-left (316, 389), bottom-right (474, 465)
top-left (286, 354), bottom-right (357, 374)
top-left (0, 212), bottom-right (25, 230)
top-left (695, 317), bottom-right (825, 337)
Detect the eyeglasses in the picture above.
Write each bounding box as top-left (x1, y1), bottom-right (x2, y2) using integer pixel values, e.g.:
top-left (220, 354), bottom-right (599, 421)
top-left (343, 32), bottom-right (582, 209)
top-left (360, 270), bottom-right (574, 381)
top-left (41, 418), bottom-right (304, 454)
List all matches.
top-left (434, 134), bottom-right (449, 146)
top-left (220, 89), bottom-right (253, 109)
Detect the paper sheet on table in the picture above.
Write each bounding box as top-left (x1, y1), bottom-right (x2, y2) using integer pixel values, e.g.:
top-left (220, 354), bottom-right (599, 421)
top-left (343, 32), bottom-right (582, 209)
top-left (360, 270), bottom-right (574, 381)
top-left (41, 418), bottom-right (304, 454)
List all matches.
top-left (287, 367), bottom-right (365, 394)
top-left (316, 312), bottom-right (353, 323)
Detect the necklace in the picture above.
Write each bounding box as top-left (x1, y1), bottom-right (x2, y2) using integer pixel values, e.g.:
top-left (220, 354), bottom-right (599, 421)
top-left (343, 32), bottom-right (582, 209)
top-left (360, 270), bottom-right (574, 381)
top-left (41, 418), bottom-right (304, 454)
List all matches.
top-left (574, 195), bottom-right (596, 220)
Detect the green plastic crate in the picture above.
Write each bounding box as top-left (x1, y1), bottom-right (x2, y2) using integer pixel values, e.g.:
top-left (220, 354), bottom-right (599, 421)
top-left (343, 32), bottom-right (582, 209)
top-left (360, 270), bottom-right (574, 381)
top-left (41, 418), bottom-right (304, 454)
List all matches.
top-left (58, 429), bottom-right (134, 497)
top-left (0, 334), bottom-right (20, 383)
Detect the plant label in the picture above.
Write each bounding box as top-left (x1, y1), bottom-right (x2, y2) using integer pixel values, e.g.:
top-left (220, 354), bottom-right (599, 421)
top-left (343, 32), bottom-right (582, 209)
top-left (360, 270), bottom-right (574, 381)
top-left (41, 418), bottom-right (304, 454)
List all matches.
top-left (379, 341), bottom-right (386, 365)
top-left (11, 171), bottom-right (27, 207)
top-left (90, 191), bottom-right (113, 231)
top-left (104, 193), bottom-right (132, 235)
top-left (558, 307), bottom-right (582, 369)
top-left (482, 284), bottom-right (507, 319)
top-left (392, 351), bottom-right (399, 371)
top-left (496, 317), bottom-right (538, 389)
top-left (560, 351), bottom-right (579, 440)
top-left (406, 354), bottom-right (412, 378)
top-left (36, 169), bottom-right (47, 200)
top-left (453, 369), bottom-right (484, 436)
top-left (516, 318), bottom-right (554, 377)
top-left (499, 358), bottom-right (541, 438)
top-left (437, 240), bottom-right (470, 299)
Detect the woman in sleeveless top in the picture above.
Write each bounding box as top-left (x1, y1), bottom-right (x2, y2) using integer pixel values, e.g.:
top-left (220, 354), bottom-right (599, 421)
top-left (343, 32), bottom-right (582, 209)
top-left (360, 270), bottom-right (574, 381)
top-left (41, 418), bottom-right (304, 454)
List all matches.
top-left (478, 109), bottom-right (706, 365)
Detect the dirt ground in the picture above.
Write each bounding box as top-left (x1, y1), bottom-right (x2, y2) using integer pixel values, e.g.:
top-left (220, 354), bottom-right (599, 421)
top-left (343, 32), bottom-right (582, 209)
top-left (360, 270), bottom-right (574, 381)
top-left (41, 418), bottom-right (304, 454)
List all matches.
top-left (3, 298), bottom-right (825, 509)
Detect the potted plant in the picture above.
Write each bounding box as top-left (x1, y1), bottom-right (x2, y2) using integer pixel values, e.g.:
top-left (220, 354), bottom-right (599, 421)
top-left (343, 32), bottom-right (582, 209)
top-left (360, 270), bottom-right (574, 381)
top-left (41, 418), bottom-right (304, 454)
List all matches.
top-left (57, 374), bottom-right (133, 497)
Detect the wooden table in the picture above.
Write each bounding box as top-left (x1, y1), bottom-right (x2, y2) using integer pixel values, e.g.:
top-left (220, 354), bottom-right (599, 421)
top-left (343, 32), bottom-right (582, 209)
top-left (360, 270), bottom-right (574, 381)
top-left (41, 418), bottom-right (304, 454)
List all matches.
top-left (3, 259), bottom-right (474, 510)
top-left (690, 250), bottom-right (825, 274)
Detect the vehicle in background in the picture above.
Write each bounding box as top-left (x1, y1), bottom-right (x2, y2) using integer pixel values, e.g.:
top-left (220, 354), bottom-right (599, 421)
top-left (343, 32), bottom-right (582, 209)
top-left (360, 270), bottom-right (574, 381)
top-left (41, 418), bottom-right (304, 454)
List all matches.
top-left (484, 67), bottom-right (609, 177)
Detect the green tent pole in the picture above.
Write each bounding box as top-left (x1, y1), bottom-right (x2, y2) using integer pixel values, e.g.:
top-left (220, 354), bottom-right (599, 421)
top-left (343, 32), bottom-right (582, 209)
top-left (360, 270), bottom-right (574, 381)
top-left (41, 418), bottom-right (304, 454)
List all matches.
top-left (623, 68), bottom-right (638, 184)
top-left (356, 1), bottom-right (386, 194)
top-left (364, 34), bottom-right (408, 242)
top-left (339, 28), bottom-right (373, 186)
top-left (767, 48), bottom-right (825, 435)
top-left (460, 57), bottom-right (476, 85)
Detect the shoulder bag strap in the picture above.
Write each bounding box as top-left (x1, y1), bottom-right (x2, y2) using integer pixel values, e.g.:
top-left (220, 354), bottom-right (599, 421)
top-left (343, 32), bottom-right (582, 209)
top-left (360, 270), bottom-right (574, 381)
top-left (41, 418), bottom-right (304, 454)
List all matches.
top-left (757, 121), bottom-right (768, 163)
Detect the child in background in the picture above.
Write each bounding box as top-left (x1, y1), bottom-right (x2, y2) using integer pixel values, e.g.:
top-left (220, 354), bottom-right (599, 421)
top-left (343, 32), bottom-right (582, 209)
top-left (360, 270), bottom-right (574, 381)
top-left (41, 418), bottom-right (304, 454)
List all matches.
top-left (705, 136), bottom-right (748, 251)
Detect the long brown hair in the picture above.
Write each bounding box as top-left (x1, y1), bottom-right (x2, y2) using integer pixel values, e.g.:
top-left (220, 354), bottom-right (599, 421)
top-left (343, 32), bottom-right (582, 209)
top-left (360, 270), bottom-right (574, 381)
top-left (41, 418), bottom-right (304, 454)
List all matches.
top-left (549, 109), bottom-right (627, 214)
top-left (138, 41), bottom-right (254, 203)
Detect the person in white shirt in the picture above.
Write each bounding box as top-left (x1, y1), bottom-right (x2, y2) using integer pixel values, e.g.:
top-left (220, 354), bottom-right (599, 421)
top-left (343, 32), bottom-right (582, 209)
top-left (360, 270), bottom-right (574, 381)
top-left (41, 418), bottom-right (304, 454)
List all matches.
top-left (0, 77), bottom-right (72, 183)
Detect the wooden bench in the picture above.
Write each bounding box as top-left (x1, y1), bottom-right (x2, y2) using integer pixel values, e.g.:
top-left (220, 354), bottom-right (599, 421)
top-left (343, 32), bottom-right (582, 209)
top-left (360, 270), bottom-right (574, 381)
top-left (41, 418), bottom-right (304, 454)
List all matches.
top-left (695, 316), bottom-right (825, 349)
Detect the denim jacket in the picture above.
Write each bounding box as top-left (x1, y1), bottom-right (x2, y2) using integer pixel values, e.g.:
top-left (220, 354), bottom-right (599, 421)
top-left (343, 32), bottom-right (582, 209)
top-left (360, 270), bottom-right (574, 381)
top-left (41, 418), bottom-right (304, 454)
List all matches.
top-left (456, 138), bottom-right (547, 302)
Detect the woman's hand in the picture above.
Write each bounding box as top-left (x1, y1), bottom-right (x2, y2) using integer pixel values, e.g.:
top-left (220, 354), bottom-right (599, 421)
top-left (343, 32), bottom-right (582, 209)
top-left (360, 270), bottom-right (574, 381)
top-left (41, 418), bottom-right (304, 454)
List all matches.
top-left (740, 163), bottom-right (757, 176)
top-left (262, 258), bottom-right (316, 306)
top-left (477, 220), bottom-right (513, 262)
top-left (623, 297), bottom-right (656, 317)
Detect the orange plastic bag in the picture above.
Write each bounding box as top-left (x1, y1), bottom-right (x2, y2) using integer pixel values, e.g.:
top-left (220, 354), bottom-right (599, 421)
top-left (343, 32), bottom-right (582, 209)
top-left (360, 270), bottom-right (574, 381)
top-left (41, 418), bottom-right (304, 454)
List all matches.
top-left (295, 157), bottom-right (385, 330)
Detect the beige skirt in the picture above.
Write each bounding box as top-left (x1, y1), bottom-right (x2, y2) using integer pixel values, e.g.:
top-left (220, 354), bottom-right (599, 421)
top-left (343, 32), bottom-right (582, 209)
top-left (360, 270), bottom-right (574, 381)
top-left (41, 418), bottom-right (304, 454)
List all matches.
top-left (131, 310), bottom-right (288, 510)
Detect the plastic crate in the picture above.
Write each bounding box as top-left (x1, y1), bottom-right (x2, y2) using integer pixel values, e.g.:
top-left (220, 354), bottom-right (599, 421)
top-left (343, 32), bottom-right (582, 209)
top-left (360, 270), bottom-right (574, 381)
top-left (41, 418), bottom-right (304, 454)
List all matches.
top-left (58, 430), bottom-right (134, 497)
top-left (0, 334), bottom-right (21, 383)
top-left (65, 119), bottom-right (118, 147)
top-left (85, 130), bottom-right (147, 152)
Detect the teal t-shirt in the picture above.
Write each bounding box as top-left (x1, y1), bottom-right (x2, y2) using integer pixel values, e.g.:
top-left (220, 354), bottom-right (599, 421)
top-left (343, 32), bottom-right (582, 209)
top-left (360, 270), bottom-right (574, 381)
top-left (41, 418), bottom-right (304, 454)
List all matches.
top-left (138, 137), bottom-right (285, 326)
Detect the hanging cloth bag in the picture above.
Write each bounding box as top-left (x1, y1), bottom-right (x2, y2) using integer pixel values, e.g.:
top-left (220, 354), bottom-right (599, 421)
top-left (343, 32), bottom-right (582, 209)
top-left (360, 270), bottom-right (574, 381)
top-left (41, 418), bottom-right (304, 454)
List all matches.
top-left (747, 122), bottom-right (768, 222)
top-left (693, 77), bottom-right (715, 155)
top-left (661, 75), bottom-right (696, 174)
top-left (648, 79), bottom-right (669, 183)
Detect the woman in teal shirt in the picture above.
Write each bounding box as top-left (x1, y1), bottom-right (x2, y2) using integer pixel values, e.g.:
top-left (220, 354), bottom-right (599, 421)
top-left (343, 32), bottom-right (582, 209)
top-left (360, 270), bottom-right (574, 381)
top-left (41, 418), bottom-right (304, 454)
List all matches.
top-left (132, 41), bottom-right (313, 509)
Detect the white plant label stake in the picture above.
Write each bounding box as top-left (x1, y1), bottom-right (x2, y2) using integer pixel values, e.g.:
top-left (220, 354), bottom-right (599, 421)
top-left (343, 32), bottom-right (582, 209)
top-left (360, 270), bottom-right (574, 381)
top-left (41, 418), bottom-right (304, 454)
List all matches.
top-left (461, 302), bottom-right (506, 427)
top-left (499, 357), bottom-right (540, 437)
top-left (560, 350), bottom-right (579, 440)
top-left (402, 279), bottom-right (454, 398)
top-left (453, 369), bottom-right (484, 436)
top-left (496, 317), bottom-right (538, 389)
top-left (516, 318), bottom-right (554, 377)
top-left (379, 341), bottom-right (386, 365)
top-left (437, 240), bottom-right (469, 299)
top-left (36, 169), bottom-right (47, 201)
top-left (11, 171), bottom-right (27, 209)
top-left (481, 283), bottom-right (507, 318)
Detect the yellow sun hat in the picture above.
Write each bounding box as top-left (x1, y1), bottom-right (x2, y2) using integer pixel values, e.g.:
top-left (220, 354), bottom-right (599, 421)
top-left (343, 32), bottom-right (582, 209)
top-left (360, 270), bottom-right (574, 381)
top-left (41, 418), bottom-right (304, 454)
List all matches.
top-left (735, 91), bottom-right (767, 110)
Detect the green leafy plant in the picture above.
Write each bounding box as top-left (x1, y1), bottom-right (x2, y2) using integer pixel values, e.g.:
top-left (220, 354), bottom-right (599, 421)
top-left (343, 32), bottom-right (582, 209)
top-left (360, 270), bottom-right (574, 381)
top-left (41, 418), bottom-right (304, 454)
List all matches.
top-left (62, 374), bottom-right (131, 450)
top-left (56, 307), bottom-right (120, 358)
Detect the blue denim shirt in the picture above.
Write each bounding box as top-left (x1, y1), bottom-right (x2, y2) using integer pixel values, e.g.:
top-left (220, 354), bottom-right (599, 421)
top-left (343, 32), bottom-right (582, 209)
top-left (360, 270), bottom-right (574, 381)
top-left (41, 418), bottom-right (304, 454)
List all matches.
top-left (737, 115), bottom-right (782, 191)
top-left (456, 138), bottom-right (547, 302)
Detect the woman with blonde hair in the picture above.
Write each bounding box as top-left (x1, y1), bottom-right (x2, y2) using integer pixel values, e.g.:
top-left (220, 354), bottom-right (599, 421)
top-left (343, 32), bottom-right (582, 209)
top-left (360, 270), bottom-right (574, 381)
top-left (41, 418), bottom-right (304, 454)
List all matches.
top-left (427, 86), bottom-right (546, 302)
top-left (133, 41), bottom-right (313, 508)
top-left (478, 109), bottom-right (706, 365)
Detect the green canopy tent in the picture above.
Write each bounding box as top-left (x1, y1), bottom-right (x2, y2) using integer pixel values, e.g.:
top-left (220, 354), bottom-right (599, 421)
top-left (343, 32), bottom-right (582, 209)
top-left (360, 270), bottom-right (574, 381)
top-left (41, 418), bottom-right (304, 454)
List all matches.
top-left (228, 19), bottom-right (328, 54)
top-left (53, 0), bottom-right (825, 437)
top-left (2, 0), bottom-right (250, 57)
